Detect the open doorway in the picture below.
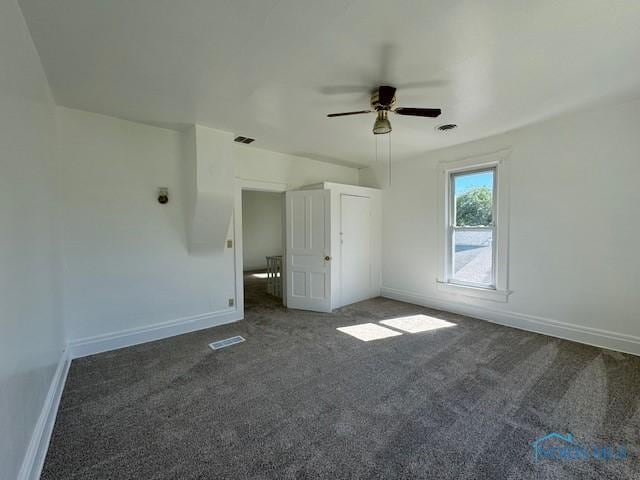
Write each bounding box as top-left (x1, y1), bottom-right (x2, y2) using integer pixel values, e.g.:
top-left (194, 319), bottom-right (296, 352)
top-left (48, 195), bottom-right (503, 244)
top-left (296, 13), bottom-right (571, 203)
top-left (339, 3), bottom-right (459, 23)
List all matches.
top-left (241, 190), bottom-right (284, 310)
top-left (234, 181), bottom-right (288, 317)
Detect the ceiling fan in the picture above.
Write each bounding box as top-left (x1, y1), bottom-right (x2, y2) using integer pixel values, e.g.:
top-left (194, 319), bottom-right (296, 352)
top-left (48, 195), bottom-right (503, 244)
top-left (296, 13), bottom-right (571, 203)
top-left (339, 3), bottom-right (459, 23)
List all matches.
top-left (327, 85), bottom-right (441, 135)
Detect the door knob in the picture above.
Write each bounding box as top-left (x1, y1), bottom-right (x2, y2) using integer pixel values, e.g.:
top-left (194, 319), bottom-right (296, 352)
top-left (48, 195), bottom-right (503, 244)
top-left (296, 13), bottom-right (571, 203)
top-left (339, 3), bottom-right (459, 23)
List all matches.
top-left (324, 255), bottom-right (331, 261)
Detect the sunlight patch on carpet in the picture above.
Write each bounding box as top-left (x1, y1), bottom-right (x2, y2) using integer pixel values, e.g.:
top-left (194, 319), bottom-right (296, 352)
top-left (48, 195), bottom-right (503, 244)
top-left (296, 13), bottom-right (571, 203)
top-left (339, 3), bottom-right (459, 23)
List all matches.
top-left (337, 323), bottom-right (403, 341)
top-left (380, 314), bottom-right (456, 333)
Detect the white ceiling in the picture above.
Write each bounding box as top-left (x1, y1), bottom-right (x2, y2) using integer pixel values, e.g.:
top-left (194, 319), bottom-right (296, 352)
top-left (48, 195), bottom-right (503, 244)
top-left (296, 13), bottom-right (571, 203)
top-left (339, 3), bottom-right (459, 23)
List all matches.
top-left (19, 0), bottom-right (640, 167)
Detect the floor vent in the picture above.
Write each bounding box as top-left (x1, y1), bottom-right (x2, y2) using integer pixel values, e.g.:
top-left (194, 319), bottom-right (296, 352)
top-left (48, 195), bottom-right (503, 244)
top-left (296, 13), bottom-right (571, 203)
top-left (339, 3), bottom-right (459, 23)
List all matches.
top-left (209, 335), bottom-right (245, 350)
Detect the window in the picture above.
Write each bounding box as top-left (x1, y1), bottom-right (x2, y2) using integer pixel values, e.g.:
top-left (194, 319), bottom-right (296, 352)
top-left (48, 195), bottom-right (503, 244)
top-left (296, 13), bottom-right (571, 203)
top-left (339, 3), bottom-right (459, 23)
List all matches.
top-left (449, 168), bottom-right (496, 288)
top-left (437, 151), bottom-right (510, 302)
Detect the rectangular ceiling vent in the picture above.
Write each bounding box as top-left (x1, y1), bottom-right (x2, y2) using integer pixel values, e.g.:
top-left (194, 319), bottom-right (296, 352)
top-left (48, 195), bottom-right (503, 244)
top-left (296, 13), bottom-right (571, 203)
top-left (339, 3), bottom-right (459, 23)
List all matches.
top-left (209, 335), bottom-right (245, 350)
top-left (234, 136), bottom-right (255, 144)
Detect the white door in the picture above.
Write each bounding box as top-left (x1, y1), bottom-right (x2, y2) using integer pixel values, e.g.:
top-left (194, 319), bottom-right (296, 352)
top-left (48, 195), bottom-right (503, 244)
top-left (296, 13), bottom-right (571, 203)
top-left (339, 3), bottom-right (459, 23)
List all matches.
top-left (285, 189), bottom-right (332, 312)
top-left (340, 194), bottom-right (371, 306)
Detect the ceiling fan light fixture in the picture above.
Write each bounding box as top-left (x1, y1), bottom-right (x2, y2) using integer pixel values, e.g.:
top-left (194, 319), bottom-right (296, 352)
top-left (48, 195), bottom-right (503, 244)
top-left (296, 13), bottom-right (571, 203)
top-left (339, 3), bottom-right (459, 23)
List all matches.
top-left (372, 110), bottom-right (392, 135)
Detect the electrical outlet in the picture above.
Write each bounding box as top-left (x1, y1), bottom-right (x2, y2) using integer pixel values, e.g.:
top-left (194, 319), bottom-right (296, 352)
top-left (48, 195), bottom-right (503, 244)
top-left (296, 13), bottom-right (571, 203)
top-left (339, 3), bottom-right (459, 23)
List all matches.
top-left (228, 298), bottom-right (235, 307)
top-left (226, 239), bottom-right (233, 248)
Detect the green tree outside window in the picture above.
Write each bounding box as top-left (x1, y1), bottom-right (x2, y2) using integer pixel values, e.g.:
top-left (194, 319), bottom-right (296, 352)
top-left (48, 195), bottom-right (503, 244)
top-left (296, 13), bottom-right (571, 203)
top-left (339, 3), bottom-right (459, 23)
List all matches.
top-left (456, 187), bottom-right (493, 226)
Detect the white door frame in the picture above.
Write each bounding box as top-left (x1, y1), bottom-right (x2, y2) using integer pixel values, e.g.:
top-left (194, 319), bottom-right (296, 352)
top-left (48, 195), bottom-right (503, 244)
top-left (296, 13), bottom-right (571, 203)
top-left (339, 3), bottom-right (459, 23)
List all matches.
top-left (234, 178), bottom-right (288, 319)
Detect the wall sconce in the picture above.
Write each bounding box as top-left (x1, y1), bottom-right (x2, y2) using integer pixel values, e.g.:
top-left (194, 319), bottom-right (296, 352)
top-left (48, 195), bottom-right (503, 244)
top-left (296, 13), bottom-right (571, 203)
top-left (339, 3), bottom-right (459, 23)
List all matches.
top-left (157, 187), bottom-right (169, 204)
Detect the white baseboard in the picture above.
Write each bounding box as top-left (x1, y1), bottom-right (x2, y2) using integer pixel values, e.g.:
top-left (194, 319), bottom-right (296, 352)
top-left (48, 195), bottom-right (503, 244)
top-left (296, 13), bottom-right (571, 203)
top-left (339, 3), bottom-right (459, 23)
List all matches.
top-left (69, 308), bottom-right (243, 359)
top-left (18, 349), bottom-right (71, 480)
top-left (381, 287), bottom-right (640, 356)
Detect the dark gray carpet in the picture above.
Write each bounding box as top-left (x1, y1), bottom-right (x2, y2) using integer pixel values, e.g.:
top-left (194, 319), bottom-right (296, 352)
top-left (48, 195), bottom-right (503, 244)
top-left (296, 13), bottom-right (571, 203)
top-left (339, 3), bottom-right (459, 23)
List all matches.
top-left (42, 272), bottom-right (640, 479)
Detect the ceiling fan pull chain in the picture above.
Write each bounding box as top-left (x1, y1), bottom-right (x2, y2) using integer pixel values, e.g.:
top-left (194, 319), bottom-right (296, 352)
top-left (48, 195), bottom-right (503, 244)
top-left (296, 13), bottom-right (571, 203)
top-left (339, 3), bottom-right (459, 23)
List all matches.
top-left (375, 133), bottom-right (378, 164)
top-left (388, 131), bottom-right (392, 187)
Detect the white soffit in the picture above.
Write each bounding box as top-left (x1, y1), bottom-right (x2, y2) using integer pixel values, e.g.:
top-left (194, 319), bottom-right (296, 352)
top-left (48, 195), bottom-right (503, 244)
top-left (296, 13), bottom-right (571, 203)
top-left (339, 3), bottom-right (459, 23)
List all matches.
top-left (185, 125), bottom-right (235, 251)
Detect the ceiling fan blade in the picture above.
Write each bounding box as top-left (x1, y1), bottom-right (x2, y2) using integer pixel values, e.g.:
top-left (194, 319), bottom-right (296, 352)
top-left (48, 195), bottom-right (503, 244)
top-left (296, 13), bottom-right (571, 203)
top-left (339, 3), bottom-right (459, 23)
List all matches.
top-left (327, 110), bottom-right (371, 117)
top-left (394, 107), bottom-right (442, 117)
top-left (378, 85), bottom-right (396, 106)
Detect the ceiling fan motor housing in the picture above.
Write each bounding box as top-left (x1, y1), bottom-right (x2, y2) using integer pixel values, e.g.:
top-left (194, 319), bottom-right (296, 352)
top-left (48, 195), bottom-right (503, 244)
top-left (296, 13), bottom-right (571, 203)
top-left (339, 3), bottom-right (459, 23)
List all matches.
top-left (370, 90), bottom-right (397, 110)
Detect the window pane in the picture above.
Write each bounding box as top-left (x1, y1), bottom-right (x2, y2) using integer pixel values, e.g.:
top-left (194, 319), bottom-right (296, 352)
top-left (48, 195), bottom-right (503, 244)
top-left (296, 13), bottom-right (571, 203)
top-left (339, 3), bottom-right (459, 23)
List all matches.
top-left (454, 170), bottom-right (494, 226)
top-left (453, 230), bottom-right (493, 285)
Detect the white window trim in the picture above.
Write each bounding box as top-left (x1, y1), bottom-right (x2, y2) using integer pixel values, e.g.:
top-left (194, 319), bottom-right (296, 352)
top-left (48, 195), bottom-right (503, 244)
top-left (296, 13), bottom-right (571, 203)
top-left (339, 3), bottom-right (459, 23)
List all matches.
top-left (436, 149), bottom-right (511, 302)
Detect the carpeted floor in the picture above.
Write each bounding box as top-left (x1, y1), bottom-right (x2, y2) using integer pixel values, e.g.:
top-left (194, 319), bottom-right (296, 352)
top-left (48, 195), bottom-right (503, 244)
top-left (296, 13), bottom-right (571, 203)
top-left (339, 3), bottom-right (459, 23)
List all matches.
top-left (42, 272), bottom-right (640, 479)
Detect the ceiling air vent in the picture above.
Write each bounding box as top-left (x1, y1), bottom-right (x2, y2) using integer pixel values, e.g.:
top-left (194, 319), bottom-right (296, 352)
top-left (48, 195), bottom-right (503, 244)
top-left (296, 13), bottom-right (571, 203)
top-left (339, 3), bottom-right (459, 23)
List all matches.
top-left (234, 136), bottom-right (255, 144)
top-left (436, 124), bottom-right (457, 132)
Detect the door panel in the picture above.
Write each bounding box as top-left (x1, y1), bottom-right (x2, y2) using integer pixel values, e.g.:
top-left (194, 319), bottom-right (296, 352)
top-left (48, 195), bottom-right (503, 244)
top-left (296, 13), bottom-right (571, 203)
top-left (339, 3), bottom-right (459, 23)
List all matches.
top-left (291, 199), bottom-right (306, 249)
top-left (285, 190), bottom-right (331, 312)
top-left (292, 271), bottom-right (306, 297)
top-left (310, 272), bottom-right (326, 298)
top-left (340, 194), bottom-right (371, 306)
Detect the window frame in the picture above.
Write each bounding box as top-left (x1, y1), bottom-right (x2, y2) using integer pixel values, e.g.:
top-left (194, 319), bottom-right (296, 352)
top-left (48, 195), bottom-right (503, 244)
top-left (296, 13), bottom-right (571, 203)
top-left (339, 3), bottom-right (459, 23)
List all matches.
top-left (448, 166), bottom-right (497, 289)
top-left (437, 150), bottom-right (511, 302)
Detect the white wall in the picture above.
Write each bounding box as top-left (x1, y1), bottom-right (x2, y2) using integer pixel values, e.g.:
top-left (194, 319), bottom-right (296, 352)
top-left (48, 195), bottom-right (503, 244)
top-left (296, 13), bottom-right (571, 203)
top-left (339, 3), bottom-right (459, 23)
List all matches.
top-left (234, 146), bottom-right (359, 188)
top-left (0, 2), bottom-right (65, 479)
top-left (58, 108), bottom-right (361, 349)
top-left (367, 97), bottom-right (640, 354)
top-left (242, 191), bottom-right (283, 271)
top-left (57, 108), bottom-right (237, 345)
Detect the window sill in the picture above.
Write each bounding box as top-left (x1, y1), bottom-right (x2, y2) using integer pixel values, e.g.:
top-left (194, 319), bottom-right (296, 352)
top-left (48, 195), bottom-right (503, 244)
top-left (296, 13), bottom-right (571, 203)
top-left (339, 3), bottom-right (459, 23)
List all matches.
top-left (436, 280), bottom-right (511, 303)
